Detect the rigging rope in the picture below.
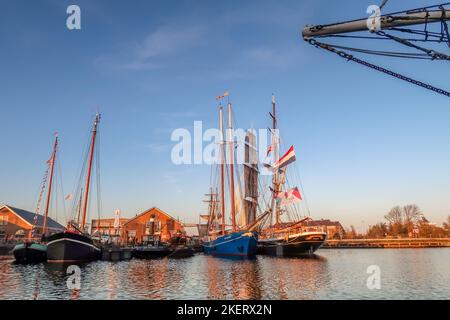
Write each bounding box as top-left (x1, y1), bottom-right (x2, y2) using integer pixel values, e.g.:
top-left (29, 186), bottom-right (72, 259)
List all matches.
top-left (307, 38), bottom-right (450, 98)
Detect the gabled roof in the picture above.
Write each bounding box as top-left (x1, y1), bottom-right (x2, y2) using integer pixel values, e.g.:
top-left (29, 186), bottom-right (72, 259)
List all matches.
top-left (124, 207), bottom-right (181, 226)
top-left (306, 219), bottom-right (344, 228)
top-left (0, 205), bottom-right (65, 231)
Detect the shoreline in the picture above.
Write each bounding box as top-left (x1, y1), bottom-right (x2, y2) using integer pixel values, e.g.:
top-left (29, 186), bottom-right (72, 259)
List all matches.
top-left (323, 238), bottom-right (450, 249)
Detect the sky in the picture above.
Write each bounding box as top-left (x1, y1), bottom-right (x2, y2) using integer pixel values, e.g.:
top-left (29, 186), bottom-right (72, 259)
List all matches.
top-left (0, 0), bottom-right (449, 232)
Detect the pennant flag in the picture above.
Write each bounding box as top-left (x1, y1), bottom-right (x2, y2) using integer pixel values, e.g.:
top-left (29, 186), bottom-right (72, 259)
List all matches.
top-left (114, 209), bottom-right (121, 229)
top-left (65, 193), bottom-right (73, 201)
top-left (267, 143), bottom-right (273, 156)
top-left (277, 187), bottom-right (302, 206)
top-left (216, 91), bottom-right (230, 100)
top-left (272, 145), bottom-right (296, 170)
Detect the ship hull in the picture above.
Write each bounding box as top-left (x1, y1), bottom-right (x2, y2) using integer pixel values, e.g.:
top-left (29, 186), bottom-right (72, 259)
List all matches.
top-left (13, 242), bottom-right (47, 263)
top-left (257, 232), bottom-right (327, 257)
top-left (203, 231), bottom-right (258, 257)
top-left (133, 246), bottom-right (172, 259)
top-left (46, 232), bottom-right (101, 263)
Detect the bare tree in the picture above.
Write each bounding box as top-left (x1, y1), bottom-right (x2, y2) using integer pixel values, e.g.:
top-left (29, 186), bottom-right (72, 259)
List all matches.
top-left (385, 206), bottom-right (403, 224)
top-left (403, 204), bottom-right (422, 223)
top-left (444, 215), bottom-right (450, 231)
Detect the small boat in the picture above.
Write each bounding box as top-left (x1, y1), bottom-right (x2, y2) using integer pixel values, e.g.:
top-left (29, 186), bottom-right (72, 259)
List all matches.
top-left (12, 242), bottom-right (47, 263)
top-left (167, 246), bottom-right (195, 259)
top-left (13, 135), bottom-right (60, 264)
top-left (47, 114), bottom-right (102, 263)
top-left (133, 246), bottom-right (172, 259)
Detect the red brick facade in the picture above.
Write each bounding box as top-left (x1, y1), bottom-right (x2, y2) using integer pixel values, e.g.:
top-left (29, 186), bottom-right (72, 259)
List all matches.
top-left (122, 207), bottom-right (184, 245)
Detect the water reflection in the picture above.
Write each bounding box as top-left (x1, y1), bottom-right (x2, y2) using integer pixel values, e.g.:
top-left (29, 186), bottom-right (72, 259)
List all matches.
top-left (0, 249), bottom-right (449, 300)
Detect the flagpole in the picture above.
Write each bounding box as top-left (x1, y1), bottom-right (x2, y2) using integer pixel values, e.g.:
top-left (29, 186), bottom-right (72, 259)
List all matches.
top-left (227, 95), bottom-right (237, 231)
top-left (270, 95), bottom-right (280, 226)
top-left (219, 104), bottom-right (226, 235)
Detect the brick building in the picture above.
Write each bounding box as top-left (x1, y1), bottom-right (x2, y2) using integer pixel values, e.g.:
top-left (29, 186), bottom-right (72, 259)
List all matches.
top-left (0, 204), bottom-right (65, 241)
top-left (91, 218), bottom-right (129, 236)
top-left (122, 207), bottom-right (184, 245)
top-left (306, 219), bottom-right (345, 239)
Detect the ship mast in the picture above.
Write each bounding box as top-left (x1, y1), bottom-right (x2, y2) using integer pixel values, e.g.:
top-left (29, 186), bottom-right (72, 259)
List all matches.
top-left (227, 97), bottom-right (237, 231)
top-left (42, 135), bottom-right (58, 236)
top-left (81, 113), bottom-right (101, 231)
top-left (270, 95), bottom-right (280, 226)
top-left (219, 105), bottom-right (226, 235)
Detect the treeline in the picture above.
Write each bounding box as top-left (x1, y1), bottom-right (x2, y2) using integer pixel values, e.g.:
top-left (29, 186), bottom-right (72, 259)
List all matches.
top-left (347, 204), bottom-right (450, 239)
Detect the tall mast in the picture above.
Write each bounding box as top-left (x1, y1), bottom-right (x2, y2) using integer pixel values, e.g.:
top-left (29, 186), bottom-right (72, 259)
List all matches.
top-left (219, 105), bottom-right (226, 235)
top-left (42, 135), bottom-right (58, 236)
top-left (227, 97), bottom-right (237, 231)
top-left (270, 95), bottom-right (280, 226)
top-left (81, 113), bottom-right (101, 231)
top-left (77, 188), bottom-right (83, 226)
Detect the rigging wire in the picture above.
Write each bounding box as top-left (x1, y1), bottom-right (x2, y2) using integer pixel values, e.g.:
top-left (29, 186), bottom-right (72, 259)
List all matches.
top-left (307, 38), bottom-right (450, 98)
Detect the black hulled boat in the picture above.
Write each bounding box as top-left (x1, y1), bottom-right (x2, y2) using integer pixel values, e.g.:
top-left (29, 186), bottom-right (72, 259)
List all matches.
top-left (46, 231), bottom-right (101, 263)
top-left (13, 135), bottom-right (60, 264)
top-left (47, 114), bottom-right (102, 263)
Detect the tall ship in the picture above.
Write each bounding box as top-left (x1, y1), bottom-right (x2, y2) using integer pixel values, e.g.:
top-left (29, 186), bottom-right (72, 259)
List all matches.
top-left (12, 135), bottom-right (60, 263)
top-left (47, 114), bottom-right (102, 263)
top-left (201, 93), bottom-right (260, 257)
top-left (257, 96), bottom-right (327, 257)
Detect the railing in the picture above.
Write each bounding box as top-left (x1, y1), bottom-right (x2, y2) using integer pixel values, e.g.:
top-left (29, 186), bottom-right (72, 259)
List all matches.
top-left (261, 225), bottom-right (326, 240)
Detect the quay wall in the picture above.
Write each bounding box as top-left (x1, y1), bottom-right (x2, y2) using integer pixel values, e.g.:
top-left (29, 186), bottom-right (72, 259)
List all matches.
top-left (323, 238), bottom-right (450, 249)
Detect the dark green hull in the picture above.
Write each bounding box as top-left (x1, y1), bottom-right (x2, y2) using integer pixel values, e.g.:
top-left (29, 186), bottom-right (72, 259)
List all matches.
top-left (13, 242), bottom-right (47, 263)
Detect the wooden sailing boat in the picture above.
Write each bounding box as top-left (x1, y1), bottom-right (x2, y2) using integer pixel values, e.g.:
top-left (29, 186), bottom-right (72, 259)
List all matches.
top-left (202, 93), bottom-right (259, 257)
top-left (257, 96), bottom-right (327, 257)
top-left (47, 114), bottom-right (102, 263)
top-left (12, 135), bottom-right (59, 263)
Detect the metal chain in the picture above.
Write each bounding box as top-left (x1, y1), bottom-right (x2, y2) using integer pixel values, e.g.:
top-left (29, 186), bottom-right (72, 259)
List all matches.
top-left (307, 39), bottom-right (450, 98)
top-left (377, 31), bottom-right (450, 60)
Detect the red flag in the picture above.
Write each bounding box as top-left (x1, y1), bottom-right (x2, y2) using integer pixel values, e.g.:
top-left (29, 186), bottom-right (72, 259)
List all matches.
top-left (272, 145), bottom-right (296, 170)
top-left (277, 187), bottom-right (302, 206)
top-left (267, 144), bottom-right (273, 156)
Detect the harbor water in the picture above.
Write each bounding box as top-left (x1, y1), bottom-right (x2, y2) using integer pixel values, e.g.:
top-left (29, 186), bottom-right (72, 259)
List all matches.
top-left (1, 248), bottom-right (449, 300)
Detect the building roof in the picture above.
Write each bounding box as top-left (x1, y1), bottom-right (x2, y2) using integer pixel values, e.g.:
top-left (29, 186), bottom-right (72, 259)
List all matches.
top-left (0, 205), bottom-right (65, 231)
top-left (124, 207), bottom-right (181, 226)
top-left (306, 219), bottom-right (344, 229)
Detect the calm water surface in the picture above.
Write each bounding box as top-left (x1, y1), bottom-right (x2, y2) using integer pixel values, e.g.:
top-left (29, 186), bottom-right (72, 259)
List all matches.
top-left (1, 249), bottom-right (449, 300)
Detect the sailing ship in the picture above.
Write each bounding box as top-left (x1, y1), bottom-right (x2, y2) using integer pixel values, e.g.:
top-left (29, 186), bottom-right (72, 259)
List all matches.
top-left (202, 93), bottom-right (259, 257)
top-left (13, 135), bottom-right (59, 263)
top-left (47, 114), bottom-right (102, 263)
top-left (257, 96), bottom-right (327, 257)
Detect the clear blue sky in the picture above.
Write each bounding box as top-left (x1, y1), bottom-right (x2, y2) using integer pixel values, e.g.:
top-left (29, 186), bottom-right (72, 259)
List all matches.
top-left (1, 0), bottom-right (449, 231)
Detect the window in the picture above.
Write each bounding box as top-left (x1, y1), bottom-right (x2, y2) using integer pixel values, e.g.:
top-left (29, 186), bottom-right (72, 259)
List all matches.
top-left (167, 219), bottom-right (175, 232)
top-left (0, 215), bottom-right (8, 226)
top-left (15, 229), bottom-right (25, 239)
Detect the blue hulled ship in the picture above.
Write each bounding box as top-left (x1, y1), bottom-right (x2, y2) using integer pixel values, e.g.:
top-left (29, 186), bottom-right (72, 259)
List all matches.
top-left (203, 231), bottom-right (258, 257)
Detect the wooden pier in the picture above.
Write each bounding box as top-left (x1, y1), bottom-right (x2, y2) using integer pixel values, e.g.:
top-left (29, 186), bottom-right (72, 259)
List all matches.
top-left (323, 238), bottom-right (450, 249)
